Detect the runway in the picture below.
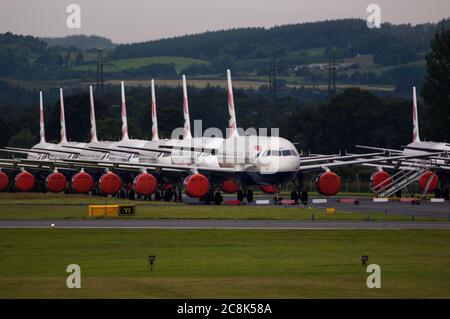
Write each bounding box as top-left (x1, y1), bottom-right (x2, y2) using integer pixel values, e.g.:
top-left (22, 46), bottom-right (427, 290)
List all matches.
top-left (0, 219), bottom-right (449, 229)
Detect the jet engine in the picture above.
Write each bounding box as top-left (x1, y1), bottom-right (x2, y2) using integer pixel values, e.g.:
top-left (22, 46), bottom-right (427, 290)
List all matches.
top-left (71, 171), bottom-right (94, 193)
top-left (133, 173), bottom-right (157, 196)
top-left (315, 171), bottom-right (341, 196)
top-left (418, 171), bottom-right (438, 193)
top-left (46, 172), bottom-right (67, 193)
top-left (370, 170), bottom-right (391, 191)
top-left (184, 173), bottom-right (209, 198)
top-left (99, 172), bottom-right (122, 195)
top-left (0, 171), bottom-right (9, 191)
top-left (221, 179), bottom-right (240, 193)
top-left (260, 185), bottom-right (279, 194)
top-left (15, 171), bottom-right (35, 192)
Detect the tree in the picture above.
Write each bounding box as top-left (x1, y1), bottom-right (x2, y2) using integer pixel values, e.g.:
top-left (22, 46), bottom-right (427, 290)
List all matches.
top-left (8, 128), bottom-right (35, 148)
top-left (421, 27), bottom-right (450, 140)
top-left (75, 51), bottom-right (84, 65)
top-left (64, 52), bottom-right (71, 68)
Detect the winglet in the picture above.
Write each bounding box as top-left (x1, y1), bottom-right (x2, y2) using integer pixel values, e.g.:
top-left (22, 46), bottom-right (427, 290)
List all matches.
top-left (227, 69), bottom-right (239, 138)
top-left (39, 91), bottom-right (46, 144)
top-left (412, 86), bottom-right (421, 143)
top-left (59, 88), bottom-right (68, 143)
top-left (89, 85), bottom-right (98, 143)
top-left (182, 75), bottom-right (192, 140)
top-left (151, 79), bottom-right (159, 141)
top-left (121, 81), bottom-right (129, 141)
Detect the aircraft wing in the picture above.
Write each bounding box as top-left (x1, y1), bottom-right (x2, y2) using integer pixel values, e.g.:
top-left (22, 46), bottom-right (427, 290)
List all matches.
top-left (355, 145), bottom-right (403, 154)
top-left (59, 158), bottom-right (238, 174)
top-left (298, 152), bottom-right (385, 164)
top-left (1, 147), bottom-right (50, 155)
top-left (299, 152), bottom-right (441, 171)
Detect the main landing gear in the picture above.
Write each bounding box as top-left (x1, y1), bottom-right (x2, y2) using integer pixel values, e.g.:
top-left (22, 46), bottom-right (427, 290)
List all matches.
top-left (203, 190), bottom-right (223, 205)
top-left (236, 189), bottom-right (253, 203)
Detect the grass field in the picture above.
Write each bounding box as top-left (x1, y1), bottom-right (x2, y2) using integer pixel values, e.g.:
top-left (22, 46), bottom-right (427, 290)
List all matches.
top-left (0, 193), bottom-right (446, 222)
top-left (0, 229), bottom-right (449, 298)
top-left (73, 56), bottom-right (209, 73)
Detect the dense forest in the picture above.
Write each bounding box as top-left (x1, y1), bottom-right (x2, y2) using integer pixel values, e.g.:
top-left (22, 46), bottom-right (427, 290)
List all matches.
top-left (111, 19), bottom-right (443, 64)
top-left (41, 35), bottom-right (117, 50)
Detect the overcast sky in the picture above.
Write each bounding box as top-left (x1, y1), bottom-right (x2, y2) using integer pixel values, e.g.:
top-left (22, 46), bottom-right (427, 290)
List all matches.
top-left (1, 0), bottom-right (449, 43)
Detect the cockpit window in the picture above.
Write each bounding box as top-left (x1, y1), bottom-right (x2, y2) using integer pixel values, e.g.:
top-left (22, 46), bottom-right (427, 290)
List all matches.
top-left (260, 149), bottom-right (298, 157)
top-left (272, 150), bottom-right (281, 156)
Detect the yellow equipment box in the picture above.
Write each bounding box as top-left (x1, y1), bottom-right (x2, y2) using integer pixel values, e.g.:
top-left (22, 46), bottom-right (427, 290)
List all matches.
top-left (326, 208), bottom-right (336, 214)
top-left (89, 205), bottom-right (119, 217)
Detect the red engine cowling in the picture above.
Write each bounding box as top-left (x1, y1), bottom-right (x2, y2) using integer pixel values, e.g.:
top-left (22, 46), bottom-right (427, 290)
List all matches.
top-left (260, 185), bottom-right (279, 194)
top-left (71, 171), bottom-right (94, 193)
top-left (418, 171), bottom-right (438, 193)
top-left (99, 172), bottom-right (122, 195)
top-left (315, 172), bottom-right (341, 196)
top-left (370, 170), bottom-right (391, 191)
top-left (133, 173), bottom-right (157, 196)
top-left (46, 172), bottom-right (67, 193)
top-left (221, 179), bottom-right (240, 193)
top-left (15, 171), bottom-right (35, 192)
top-left (0, 172), bottom-right (9, 191)
top-left (184, 173), bottom-right (209, 198)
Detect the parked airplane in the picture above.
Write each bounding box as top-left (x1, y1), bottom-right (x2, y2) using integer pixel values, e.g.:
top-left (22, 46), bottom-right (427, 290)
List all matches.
top-left (355, 86), bottom-right (450, 198)
top-left (0, 73), bottom-right (437, 203)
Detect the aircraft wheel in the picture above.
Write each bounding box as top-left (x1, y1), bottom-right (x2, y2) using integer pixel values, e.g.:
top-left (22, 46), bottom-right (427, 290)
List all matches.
top-left (291, 191), bottom-right (299, 203)
top-left (214, 191), bottom-right (223, 205)
top-left (163, 189), bottom-right (173, 201)
top-left (237, 190), bottom-right (244, 202)
top-left (246, 190), bottom-right (254, 203)
top-left (173, 191), bottom-right (178, 202)
top-left (154, 191), bottom-right (161, 201)
top-left (204, 192), bottom-right (213, 205)
top-left (301, 191), bottom-right (309, 205)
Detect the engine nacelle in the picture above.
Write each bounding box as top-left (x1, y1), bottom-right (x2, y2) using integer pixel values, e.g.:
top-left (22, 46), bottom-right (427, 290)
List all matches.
top-left (184, 173), bottom-right (209, 198)
top-left (15, 171), bottom-right (35, 192)
top-left (418, 171), bottom-right (438, 193)
top-left (315, 171), bottom-right (341, 196)
top-left (221, 179), bottom-right (240, 193)
top-left (46, 172), bottom-right (67, 193)
top-left (133, 173), bottom-right (157, 196)
top-left (370, 170), bottom-right (391, 191)
top-left (260, 185), bottom-right (279, 194)
top-left (71, 171), bottom-right (94, 193)
top-left (99, 172), bottom-right (122, 195)
top-left (0, 172), bottom-right (9, 191)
